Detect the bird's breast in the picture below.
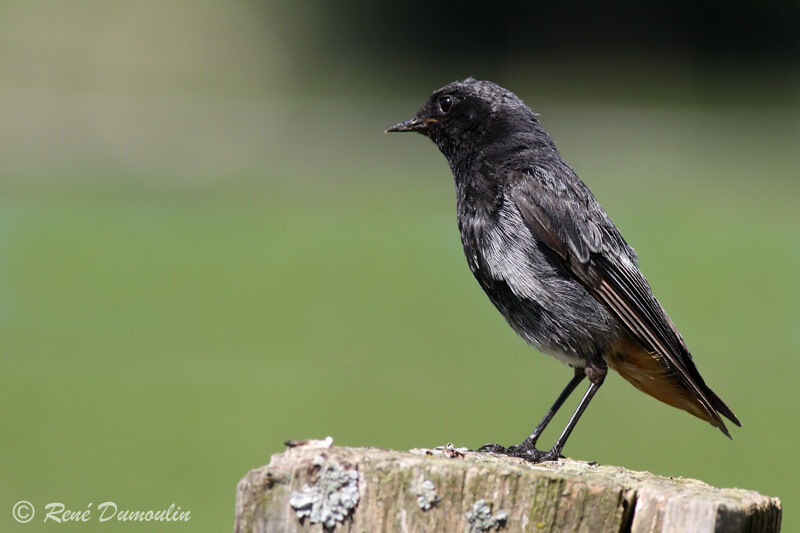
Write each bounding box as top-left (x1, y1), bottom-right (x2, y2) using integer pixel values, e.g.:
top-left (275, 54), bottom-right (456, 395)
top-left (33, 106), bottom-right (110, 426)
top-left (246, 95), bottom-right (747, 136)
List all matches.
top-left (459, 198), bottom-right (551, 304)
top-left (456, 196), bottom-right (622, 361)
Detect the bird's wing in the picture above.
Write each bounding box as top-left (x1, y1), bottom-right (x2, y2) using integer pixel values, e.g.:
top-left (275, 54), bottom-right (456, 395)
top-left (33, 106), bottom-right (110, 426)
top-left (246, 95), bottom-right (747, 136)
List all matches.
top-left (508, 168), bottom-right (739, 433)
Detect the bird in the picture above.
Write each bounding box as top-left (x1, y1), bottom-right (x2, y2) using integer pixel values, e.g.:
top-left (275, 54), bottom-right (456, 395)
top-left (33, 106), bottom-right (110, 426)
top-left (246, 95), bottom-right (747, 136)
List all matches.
top-left (386, 78), bottom-right (739, 462)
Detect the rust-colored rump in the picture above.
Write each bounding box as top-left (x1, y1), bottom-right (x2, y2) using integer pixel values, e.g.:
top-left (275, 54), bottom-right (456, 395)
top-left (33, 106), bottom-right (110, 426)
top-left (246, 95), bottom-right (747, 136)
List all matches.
top-left (605, 338), bottom-right (718, 427)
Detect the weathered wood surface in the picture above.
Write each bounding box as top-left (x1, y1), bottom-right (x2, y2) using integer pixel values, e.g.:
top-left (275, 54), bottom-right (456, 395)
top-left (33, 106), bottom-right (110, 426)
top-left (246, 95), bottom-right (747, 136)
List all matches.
top-left (234, 440), bottom-right (781, 533)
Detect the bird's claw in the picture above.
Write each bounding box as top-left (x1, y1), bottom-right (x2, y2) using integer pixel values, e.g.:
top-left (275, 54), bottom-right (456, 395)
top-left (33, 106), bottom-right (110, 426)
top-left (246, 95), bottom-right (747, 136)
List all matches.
top-left (477, 442), bottom-right (561, 463)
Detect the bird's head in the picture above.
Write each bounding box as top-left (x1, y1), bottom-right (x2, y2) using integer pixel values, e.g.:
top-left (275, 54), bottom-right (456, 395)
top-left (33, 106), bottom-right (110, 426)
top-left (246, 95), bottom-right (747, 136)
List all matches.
top-left (386, 78), bottom-right (537, 159)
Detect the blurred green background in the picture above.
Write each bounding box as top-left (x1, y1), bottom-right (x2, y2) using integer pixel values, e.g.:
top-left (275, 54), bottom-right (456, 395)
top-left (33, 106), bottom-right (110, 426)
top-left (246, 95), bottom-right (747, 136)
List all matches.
top-left (1, 1), bottom-right (798, 531)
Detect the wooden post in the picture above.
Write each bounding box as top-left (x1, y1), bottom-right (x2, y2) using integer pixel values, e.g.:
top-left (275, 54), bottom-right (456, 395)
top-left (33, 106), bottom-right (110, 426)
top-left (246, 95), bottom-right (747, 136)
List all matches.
top-left (234, 440), bottom-right (781, 533)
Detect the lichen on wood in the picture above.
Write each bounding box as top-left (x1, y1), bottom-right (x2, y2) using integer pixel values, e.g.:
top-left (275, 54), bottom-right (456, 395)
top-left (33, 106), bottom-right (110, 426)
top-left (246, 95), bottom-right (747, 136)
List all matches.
top-left (288, 455), bottom-right (359, 529)
top-left (414, 479), bottom-right (439, 511)
top-left (234, 441), bottom-right (781, 533)
top-left (465, 499), bottom-right (507, 532)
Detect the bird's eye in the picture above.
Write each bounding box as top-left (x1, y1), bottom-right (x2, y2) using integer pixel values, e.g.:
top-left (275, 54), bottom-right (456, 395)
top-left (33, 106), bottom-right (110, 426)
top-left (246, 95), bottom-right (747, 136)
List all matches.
top-left (438, 95), bottom-right (454, 114)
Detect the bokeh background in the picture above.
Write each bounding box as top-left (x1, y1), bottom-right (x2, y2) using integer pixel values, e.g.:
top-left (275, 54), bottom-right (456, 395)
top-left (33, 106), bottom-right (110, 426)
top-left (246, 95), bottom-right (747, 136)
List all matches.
top-left (1, 1), bottom-right (798, 531)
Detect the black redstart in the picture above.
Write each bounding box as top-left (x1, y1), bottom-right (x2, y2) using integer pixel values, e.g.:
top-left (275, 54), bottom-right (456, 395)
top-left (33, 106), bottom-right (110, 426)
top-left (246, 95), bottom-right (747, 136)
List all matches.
top-left (386, 78), bottom-right (739, 462)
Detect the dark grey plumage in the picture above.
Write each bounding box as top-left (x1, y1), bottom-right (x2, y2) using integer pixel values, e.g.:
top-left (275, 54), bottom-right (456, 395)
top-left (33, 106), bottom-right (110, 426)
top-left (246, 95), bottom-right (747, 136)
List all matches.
top-left (387, 79), bottom-right (739, 461)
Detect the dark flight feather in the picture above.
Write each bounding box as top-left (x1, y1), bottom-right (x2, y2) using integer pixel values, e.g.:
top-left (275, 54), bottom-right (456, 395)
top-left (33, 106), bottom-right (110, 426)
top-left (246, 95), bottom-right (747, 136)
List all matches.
top-left (508, 168), bottom-right (740, 435)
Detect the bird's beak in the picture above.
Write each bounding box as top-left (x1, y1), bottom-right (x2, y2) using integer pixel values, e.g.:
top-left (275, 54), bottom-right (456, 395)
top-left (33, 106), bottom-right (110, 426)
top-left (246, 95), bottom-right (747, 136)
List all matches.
top-left (385, 116), bottom-right (437, 133)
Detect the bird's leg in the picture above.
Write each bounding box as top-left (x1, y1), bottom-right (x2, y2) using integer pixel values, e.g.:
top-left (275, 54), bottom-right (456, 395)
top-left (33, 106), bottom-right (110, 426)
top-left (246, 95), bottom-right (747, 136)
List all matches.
top-left (544, 361), bottom-right (606, 459)
top-left (479, 359), bottom-right (606, 463)
top-left (522, 367), bottom-right (586, 448)
top-left (478, 367), bottom-right (585, 455)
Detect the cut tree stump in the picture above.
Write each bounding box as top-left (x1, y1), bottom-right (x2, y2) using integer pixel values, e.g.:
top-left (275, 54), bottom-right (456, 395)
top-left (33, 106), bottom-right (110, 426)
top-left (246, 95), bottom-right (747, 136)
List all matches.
top-left (234, 440), bottom-right (781, 533)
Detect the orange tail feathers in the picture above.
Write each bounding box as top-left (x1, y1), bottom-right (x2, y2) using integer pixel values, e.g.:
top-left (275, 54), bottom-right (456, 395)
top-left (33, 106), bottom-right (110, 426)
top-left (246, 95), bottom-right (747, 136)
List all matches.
top-left (606, 339), bottom-right (729, 433)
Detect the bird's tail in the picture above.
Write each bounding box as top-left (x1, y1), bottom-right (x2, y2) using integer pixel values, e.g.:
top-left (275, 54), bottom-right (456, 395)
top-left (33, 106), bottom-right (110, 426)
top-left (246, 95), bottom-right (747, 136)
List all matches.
top-left (606, 339), bottom-right (740, 437)
top-left (698, 376), bottom-right (741, 428)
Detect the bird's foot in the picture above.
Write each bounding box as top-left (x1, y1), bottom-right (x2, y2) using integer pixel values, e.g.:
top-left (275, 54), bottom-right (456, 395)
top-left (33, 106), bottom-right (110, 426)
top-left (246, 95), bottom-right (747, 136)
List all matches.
top-left (477, 441), bottom-right (561, 463)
